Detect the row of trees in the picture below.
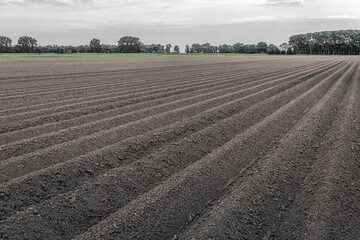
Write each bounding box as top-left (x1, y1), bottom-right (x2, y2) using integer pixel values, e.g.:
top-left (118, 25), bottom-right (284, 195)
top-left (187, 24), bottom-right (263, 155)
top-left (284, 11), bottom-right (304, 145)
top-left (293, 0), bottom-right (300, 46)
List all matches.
top-left (0, 36), bottom-right (38, 53)
top-left (288, 30), bottom-right (360, 55)
top-left (1, 30), bottom-right (360, 54)
top-left (184, 42), bottom-right (282, 54)
top-left (0, 36), bottom-right (180, 54)
top-left (0, 35), bottom-right (282, 54)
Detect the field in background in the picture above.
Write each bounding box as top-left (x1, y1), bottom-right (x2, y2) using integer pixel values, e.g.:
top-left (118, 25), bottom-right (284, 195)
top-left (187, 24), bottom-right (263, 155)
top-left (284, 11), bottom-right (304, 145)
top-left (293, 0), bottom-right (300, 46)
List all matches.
top-left (0, 55), bottom-right (359, 239)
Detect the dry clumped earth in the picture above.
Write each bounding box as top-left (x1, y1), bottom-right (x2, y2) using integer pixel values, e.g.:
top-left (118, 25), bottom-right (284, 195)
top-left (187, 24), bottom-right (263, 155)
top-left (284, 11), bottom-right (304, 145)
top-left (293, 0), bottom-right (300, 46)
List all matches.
top-left (0, 55), bottom-right (359, 239)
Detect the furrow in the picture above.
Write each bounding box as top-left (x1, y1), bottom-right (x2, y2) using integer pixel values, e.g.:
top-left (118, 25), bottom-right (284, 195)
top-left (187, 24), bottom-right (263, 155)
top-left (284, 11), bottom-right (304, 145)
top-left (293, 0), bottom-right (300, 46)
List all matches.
top-left (0, 61), bottom-right (338, 220)
top-left (0, 60), bottom-right (350, 236)
top-left (0, 60), bottom-right (276, 105)
top-left (176, 61), bottom-right (358, 240)
top-left (0, 74), bottom-right (250, 132)
top-left (0, 70), bottom-right (273, 145)
top-left (0, 62), bottom-right (255, 101)
top-left (0, 59), bottom-right (317, 95)
top-left (67, 60), bottom-right (356, 240)
top-left (0, 62), bottom-right (295, 130)
top-left (0, 58), bottom-right (267, 83)
top-left (274, 66), bottom-right (360, 240)
top-left (0, 60), bottom-right (337, 159)
top-left (0, 60), bottom-right (334, 139)
top-left (1, 69), bottom-right (254, 123)
top-left (0, 59), bottom-right (317, 119)
top-left (71, 60), bottom-right (357, 240)
top-left (0, 61), bottom-right (328, 182)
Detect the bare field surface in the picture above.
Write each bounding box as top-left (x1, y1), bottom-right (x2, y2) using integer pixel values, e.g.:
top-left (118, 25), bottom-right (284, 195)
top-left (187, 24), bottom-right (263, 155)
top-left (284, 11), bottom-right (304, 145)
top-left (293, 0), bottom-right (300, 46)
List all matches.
top-left (0, 56), bottom-right (359, 239)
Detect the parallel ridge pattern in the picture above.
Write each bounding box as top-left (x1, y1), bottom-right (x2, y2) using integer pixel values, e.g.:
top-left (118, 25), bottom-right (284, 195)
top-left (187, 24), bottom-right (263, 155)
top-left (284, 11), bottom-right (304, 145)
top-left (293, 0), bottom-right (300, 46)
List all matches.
top-left (0, 56), bottom-right (359, 240)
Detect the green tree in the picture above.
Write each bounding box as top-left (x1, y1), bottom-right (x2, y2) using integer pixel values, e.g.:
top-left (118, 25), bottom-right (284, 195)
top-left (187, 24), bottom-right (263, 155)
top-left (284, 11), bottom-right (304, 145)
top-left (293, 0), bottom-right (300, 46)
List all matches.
top-left (147, 44), bottom-right (165, 53)
top-left (244, 44), bottom-right (257, 54)
top-left (267, 44), bottom-right (280, 54)
top-left (289, 34), bottom-right (308, 54)
top-left (157, 44), bottom-right (165, 53)
top-left (17, 36), bottom-right (37, 53)
top-left (185, 44), bottom-right (191, 53)
top-left (90, 38), bottom-right (101, 53)
top-left (233, 43), bottom-right (245, 53)
top-left (191, 43), bottom-right (202, 53)
top-left (218, 44), bottom-right (233, 53)
top-left (286, 47), bottom-right (293, 55)
top-left (279, 42), bottom-right (290, 54)
top-left (256, 41), bottom-right (267, 53)
top-left (173, 45), bottom-right (180, 53)
top-left (200, 43), bottom-right (216, 53)
top-left (117, 36), bottom-right (142, 53)
top-left (165, 44), bottom-right (172, 53)
top-left (306, 33), bottom-right (317, 54)
top-left (0, 36), bottom-right (12, 53)
top-left (77, 45), bottom-right (90, 53)
top-left (101, 44), bottom-right (117, 53)
top-left (279, 43), bottom-right (289, 52)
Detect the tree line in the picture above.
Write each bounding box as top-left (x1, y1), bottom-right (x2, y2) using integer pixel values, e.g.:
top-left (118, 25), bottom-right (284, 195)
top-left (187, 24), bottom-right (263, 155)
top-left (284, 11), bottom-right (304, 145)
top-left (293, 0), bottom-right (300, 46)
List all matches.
top-left (0, 36), bottom-right (180, 54)
top-left (0, 36), bottom-right (282, 54)
top-left (1, 30), bottom-right (359, 55)
top-left (185, 42), bottom-right (282, 54)
top-left (288, 30), bottom-right (360, 55)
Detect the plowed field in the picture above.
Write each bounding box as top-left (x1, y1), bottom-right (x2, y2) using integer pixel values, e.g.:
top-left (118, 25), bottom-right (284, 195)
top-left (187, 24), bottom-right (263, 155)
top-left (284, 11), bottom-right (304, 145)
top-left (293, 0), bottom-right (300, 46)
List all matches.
top-left (0, 56), bottom-right (359, 239)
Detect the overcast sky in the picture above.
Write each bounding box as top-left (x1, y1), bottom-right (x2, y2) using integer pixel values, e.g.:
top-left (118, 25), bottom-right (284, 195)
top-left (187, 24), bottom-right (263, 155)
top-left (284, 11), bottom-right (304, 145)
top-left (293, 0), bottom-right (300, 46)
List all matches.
top-left (1, 0), bottom-right (359, 49)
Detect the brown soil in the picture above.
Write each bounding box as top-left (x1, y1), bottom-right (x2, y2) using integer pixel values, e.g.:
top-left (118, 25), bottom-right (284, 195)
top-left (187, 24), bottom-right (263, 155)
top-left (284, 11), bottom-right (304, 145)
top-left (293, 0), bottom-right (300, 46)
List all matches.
top-left (0, 55), bottom-right (359, 240)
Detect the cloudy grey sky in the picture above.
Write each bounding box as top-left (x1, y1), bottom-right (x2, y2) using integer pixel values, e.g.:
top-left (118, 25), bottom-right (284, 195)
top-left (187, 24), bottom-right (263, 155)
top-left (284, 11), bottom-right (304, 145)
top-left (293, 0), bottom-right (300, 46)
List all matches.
top-left (1, 0), bottom-right (359, 49)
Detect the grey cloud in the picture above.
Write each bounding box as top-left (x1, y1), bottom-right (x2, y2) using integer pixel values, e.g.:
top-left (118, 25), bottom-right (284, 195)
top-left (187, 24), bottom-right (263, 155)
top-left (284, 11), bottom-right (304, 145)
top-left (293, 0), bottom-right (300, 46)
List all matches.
top-left (6, 0), bottom-right (88, 7)
top-left (7, 0), bottom-right (31, 6)
top-left (72, 0), bottom-right (93, 3)
top-left (267, 0), bottom-right (300, 2)
top-left (162, 4), bottom-right (171, 9)
top-left (263, 0), bottom-right (303, 7)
